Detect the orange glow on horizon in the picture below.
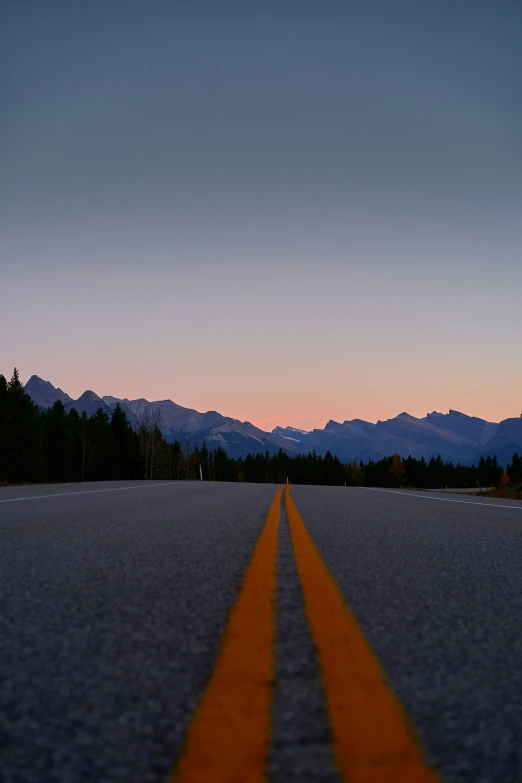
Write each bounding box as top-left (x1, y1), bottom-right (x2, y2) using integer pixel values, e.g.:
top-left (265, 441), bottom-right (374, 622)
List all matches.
top-left (14, 360), bottom-right (520, 433)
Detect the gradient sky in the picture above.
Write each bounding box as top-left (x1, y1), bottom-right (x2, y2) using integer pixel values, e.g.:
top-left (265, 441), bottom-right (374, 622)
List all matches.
top-left (2, 1), bottom-right (521, 431)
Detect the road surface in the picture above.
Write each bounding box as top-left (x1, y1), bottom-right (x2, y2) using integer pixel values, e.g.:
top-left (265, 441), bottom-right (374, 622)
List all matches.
top-left (1, 481), bottom-right (521, 782)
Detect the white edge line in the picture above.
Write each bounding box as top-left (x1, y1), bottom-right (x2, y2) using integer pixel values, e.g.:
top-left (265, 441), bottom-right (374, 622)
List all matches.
top-left (356, 486), bottom-right (522, 510)
top-left (0, 483), bottom-right (176, 504)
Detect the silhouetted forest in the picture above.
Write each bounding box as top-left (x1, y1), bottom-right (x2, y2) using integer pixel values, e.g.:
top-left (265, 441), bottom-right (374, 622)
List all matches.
top-left (2, 369), bottom-right (521, 489)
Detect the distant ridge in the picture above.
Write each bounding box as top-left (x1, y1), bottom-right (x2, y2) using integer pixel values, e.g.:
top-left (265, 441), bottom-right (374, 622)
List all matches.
top-left (24, 375), bottom-right (522, 465)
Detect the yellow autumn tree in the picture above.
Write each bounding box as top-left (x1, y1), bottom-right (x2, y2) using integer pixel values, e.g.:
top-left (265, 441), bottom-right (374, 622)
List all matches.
top-left (345, 460), bottom-right (363, 486)
top-left (389, 453), bottom-right (406, 486)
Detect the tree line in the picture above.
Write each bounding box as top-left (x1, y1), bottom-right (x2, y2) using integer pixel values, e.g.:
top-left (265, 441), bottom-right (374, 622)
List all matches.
top-left (1, 369), bottom-right (521, 488)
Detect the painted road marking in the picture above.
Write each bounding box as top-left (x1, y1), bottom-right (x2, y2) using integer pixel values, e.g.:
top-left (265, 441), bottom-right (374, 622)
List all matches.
top-left (0, 483), bottom-right (177, 504)
top-left (173, 487), bottom-right (282, 783)
top-left (285, 486), bottom-right (440, 782)
top-left (356, 486), bottom-right (522, 510)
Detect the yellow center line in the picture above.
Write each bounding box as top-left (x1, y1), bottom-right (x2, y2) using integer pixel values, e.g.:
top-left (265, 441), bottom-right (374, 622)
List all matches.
top-left (284, 486), bottom-right (441, 783)
top-left (172, 487), bottom-right (282, 783)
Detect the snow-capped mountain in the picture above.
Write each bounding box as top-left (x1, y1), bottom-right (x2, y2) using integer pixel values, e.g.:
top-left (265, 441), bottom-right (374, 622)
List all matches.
top-left (272, 426), bottom-right (311, 443)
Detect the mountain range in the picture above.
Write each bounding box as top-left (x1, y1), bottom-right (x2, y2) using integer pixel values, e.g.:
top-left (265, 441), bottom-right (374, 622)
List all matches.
top-left (24, 376), bottom-right (293, 458)
top-left (24, 375), bottom-right (522, 465)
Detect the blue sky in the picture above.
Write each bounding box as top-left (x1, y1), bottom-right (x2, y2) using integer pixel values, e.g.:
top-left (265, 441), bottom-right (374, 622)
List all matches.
top-left (2, 1), bottom-right (521, 429)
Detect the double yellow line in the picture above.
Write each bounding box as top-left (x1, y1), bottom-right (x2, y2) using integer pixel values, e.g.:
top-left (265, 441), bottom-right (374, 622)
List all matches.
top-left (173, 486), bottom-right (440, 782)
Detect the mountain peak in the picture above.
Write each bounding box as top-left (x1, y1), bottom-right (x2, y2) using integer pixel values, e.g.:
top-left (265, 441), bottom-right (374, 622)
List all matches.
top-left (24, 375), bottom-right (72, 408)
top-left (65, 390), bottom-right (113, 417)
top-left (26, 374), bottom-right (45, 386)
top-left (76, 390), bottom-right (101, 401)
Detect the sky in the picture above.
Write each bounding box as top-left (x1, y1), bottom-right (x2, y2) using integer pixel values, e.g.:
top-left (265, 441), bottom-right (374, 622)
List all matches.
top-left (2, 1), bottom-right (521, 431)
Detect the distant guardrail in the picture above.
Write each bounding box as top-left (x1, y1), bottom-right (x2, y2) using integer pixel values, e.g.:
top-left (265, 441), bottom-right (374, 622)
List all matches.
top-left (427, 487), bottom-right (491, 494)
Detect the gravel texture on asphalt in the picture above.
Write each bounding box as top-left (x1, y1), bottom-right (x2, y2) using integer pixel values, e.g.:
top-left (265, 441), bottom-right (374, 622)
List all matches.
top-left (0, 480), bottom-right (277, 783)
top-left (269, 497), bottom-right (341, 783)
top-left (291, 485), bottom-right (522, 783)
top-left (4, 480), bottom-right (522, 783)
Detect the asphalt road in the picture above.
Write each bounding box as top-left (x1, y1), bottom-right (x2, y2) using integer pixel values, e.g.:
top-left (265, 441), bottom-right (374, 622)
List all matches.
top-left (1, 481), bottom-right (522, 782)
top-left (291, 486), bottom-right (522, 783)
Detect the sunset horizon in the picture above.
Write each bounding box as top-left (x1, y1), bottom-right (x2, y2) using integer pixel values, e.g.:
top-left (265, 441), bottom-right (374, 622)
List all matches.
top-left (10, 367), bottom-right (522, 434)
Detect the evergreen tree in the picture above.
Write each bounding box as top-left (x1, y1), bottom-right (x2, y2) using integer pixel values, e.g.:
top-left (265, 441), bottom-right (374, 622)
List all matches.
top-left (43, 401), bottom-right (75, 482)
top-left (88, 407), bottom-right (113, 480)
top-left (0, 369), bottom-right (39, 482)
top-left (78, 410), bottom-right (94, 481)
top-left (111, 403), bottom-right (140, 479)
top-left (507, 453), bottom-right (522, 484)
